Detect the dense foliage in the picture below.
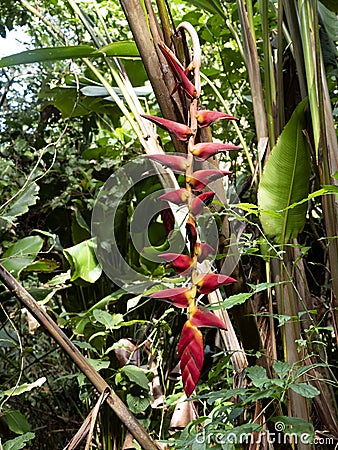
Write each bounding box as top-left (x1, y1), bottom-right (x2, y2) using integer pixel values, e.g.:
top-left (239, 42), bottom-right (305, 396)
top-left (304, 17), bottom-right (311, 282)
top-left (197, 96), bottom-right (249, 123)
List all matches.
top-left (0, 1), bottom-right (337, 449)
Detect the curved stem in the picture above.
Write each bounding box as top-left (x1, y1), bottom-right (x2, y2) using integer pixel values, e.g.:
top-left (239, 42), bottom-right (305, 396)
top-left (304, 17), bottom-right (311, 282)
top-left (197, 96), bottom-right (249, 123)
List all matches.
top-left (177, 21), bottom-right (201, 97)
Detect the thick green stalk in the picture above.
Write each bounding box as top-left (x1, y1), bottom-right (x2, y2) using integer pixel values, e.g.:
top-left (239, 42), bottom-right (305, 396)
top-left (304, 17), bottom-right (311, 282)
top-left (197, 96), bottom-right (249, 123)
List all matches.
top-left (155, 0), bottom-right (172, 46)
top-left (298, 0), bottom-right (320, 160)
top-left (302, 0), bottom-right (338, 335)
top-left (258, 0), bottom-right (276, 146)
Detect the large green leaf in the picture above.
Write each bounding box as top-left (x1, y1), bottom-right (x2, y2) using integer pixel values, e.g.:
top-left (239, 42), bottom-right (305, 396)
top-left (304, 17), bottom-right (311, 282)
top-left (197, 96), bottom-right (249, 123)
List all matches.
top-left (63, 238), bottom-right (102, 283)
top-left (1, 236), bottom-right (44, 278)
top-left (0, 41), bottom-right (139, 68)
top-left (3, 432), bottom-right (35, 450)
top-left (0, 183), bottom-right (40, 231)
top-left (257, 99), bottom-right (311, 243)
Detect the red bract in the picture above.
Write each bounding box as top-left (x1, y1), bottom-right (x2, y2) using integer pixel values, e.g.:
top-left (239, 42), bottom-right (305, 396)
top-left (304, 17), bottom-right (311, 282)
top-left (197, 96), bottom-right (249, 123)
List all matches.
top-left (158, 42), bottom-right (197, 99)
top-left (190, 142), bottom-right (241, 161)
top-left (159, 188), bottom-right (189, 205)
top-left (161, 208), bottom-right (175, 235)
top-left (196, 273), bottom-right (237, 294)
top-left (190, 305), bottom-right (227, 329)
top-left (158, 253), bottom-right (193, 273)
top-left (196, 110), bottom-right (238, 128)
top-left (191, 191), bottom-right (215, 216)
top-left (141, 114), bottom-right (193, 141)
top-left (196, 243), bottom-right (215, 262)
top-left (150, 287), bottom-right (193, 308)
top-left (178, 321), bottom-right (204, 397)
top-left (187, 170), bottom-right (231, 191)
top-left (186, 217), bottom-right (197, 254)
top-left (145, 154), bottom-right (188, 173)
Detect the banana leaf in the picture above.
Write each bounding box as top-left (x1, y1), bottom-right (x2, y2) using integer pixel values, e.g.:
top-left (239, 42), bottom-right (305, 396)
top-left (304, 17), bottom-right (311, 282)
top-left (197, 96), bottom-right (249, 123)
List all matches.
top-left (258, 99), bottom-right (311, 243)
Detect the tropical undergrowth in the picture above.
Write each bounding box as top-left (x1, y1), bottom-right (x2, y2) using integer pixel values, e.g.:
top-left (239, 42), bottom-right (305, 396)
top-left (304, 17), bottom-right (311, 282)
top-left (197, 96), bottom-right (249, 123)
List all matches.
top-left (0, 1), bottom-right (337, 449)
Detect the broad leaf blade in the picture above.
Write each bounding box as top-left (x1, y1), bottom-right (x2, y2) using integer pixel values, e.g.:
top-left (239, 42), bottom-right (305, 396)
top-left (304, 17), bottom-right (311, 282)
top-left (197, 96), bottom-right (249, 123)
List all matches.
top-left (1, 182), bottom-right (40, 225)
top-left (258, 99), bottom-right (311, 243)
top-left (0, 42), bottom-right (139, 68)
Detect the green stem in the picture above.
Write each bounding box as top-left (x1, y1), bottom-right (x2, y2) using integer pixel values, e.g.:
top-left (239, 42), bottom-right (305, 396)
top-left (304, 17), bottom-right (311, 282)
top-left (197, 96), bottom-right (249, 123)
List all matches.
top-left (258, 0), bottom-right (276, 146)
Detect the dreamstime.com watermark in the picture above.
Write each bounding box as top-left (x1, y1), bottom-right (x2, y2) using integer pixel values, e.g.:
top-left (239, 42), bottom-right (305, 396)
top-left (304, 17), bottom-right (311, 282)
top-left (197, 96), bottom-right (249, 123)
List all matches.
top-left (194, 422), bottom-right (335, 446)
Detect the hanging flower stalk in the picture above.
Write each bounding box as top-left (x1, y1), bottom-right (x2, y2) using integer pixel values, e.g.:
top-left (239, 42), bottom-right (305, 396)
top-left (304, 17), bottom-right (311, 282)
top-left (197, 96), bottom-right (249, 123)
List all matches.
top-left (142, 24), bottom-right (239, 397)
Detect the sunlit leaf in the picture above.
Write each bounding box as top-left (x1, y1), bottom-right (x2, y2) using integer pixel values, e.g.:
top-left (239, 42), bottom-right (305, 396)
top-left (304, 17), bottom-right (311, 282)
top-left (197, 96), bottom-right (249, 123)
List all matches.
top-left (93, 310), bottom-right (124, 330)
top-left (63, 238), bottom-right (102, 283)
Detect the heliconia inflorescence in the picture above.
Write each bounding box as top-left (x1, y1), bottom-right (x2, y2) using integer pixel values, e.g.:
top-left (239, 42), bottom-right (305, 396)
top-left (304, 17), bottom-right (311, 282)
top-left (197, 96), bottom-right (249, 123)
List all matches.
top-left (142, 37), bottom-right (238, 397)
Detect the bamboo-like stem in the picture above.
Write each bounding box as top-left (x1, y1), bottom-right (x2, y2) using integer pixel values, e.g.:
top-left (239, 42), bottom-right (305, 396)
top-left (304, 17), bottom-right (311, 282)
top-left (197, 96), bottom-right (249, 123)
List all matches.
top-left (0, 264), bottom-right (159, 450)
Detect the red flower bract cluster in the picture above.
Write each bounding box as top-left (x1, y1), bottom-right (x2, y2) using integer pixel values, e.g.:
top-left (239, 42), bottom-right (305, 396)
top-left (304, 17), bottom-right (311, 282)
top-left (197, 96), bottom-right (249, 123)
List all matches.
top-left (143, 38), bottom-right (238, 397)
